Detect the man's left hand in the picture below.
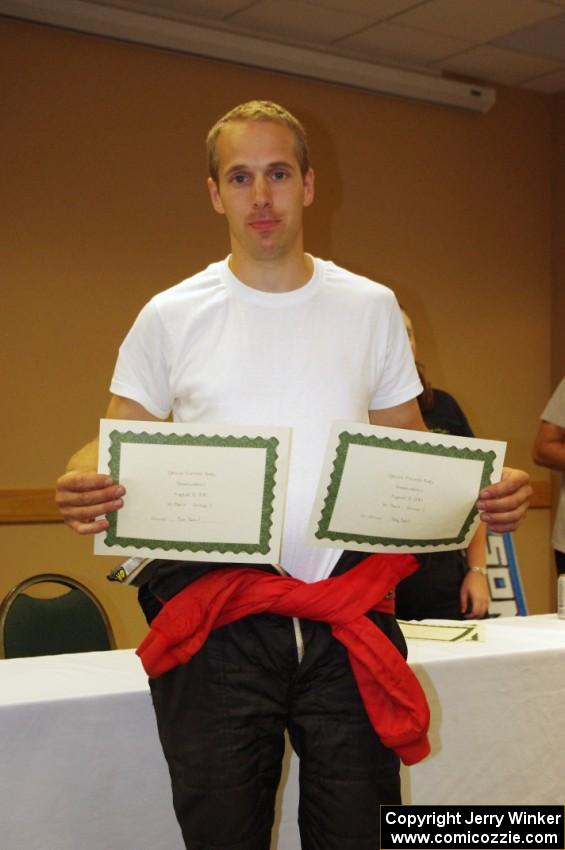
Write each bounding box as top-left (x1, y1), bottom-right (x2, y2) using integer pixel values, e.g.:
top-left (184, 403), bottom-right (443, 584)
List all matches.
top-left (476, 467), bottom-right (532, 533)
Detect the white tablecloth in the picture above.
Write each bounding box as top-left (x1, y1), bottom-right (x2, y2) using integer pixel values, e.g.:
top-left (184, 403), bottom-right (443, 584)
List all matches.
top-left (2, 615), bottom-right (565, 850)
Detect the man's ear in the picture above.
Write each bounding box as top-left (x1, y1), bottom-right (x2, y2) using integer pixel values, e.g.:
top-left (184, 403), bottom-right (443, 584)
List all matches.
top-left (303, 168), bottom-right (315, 208)
top-left (207, 177), bottom-right (225, 215)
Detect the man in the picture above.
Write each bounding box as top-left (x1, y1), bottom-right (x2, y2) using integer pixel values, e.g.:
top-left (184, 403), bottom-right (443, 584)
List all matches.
top-left (533, 377), bottom-right (565, 574)
top-left (56, 101), bottom-right (531, 849)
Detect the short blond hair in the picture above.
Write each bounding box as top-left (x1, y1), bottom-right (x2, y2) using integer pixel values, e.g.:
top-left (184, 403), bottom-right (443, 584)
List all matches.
top-left (206, 100), bottom-right (310, 183)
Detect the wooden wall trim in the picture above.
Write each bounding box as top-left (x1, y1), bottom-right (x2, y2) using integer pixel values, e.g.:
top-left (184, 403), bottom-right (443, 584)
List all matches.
top-left (0, 489), bottom-right (62, 524)
top-left (0, 480), bottom-right (554, 525)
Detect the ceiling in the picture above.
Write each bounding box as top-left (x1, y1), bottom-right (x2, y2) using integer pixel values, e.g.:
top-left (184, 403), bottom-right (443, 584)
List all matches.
top-left (4, 0), bottom-right (565, 94)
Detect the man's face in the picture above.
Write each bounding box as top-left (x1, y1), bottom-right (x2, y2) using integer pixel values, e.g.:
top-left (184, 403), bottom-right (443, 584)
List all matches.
top-left (207, 120), bottom-right (314, 263)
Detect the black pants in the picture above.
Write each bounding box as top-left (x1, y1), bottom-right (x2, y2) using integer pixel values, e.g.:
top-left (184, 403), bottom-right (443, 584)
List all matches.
top-left (555, 549), bottom-right (565, 576)
top-left (139, 556), bottom-right (406, 850)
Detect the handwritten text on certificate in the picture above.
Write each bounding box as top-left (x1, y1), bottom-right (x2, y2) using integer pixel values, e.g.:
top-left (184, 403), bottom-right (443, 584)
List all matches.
top-left (95, 420), bottom-right (291, 563)
top-left (306, 422), bottom-right (506, 554)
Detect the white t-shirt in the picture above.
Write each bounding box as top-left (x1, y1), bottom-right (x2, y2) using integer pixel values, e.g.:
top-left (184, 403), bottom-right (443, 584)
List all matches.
top-left (541, 377), bottom-right (565, 553)
top-left (110, 256), bottom-right (422, 582)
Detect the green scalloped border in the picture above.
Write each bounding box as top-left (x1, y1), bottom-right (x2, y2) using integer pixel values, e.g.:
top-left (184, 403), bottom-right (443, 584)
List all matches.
top-left (315, 431), bottom-right (496, 548)
top-left (103, 430), bottom-right (280, 555)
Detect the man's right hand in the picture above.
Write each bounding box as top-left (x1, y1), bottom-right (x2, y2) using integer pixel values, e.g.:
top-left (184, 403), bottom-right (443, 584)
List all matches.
top-left (55, 470), bottom-right (125, 535)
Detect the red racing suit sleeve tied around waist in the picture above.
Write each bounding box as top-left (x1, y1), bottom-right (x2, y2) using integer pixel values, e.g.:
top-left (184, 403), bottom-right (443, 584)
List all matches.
top-left (136, 553), bottom-right (430, 765)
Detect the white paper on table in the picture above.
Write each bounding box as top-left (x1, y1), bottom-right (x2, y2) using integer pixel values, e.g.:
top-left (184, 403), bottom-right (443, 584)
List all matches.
top-left (398, 620), bottom-right (483, 642)
top-left (95, 420), bottom-right (291, 563)
top-left (305, 421), bottom-right (506, 554)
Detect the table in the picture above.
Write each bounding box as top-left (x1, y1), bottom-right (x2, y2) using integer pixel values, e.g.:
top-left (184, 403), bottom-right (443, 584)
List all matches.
top-left (2, 615), bottom-right (565, 850)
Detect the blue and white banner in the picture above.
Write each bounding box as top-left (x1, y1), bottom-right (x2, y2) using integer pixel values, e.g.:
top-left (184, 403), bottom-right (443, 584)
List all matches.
top-left (486, 532), bottom-right (527, 616)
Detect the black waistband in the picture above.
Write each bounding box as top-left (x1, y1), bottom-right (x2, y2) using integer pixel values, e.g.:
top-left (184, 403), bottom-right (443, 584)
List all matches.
top-left (137, 551), bottom-right (369, 625)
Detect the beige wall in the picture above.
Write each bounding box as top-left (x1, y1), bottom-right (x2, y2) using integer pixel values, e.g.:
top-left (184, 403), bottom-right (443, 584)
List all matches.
top-left (1, 18), bottom-right (558, 644)
top-left (544, 90), bottom-right (565, 609)
top-left (552, 92), bottom-right (565, 386)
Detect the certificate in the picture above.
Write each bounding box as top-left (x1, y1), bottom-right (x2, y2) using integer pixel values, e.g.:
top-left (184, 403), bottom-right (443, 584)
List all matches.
top-left (305, 422), bottom-right (506, 554)
top-left (95, 420), bottom-right (291, 563)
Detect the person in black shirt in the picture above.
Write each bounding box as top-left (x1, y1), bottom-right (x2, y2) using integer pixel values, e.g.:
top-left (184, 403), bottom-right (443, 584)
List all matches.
top-left (394, 308), bottom-right (490, 620)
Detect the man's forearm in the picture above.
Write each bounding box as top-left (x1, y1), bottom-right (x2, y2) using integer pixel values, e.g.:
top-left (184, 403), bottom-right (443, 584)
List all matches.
top-left (65, 437), bottom-right (99, 473)
top-left (533, 441), bottom-right (565, 472)
top-left (533, 422), bottom-right (565, 472)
